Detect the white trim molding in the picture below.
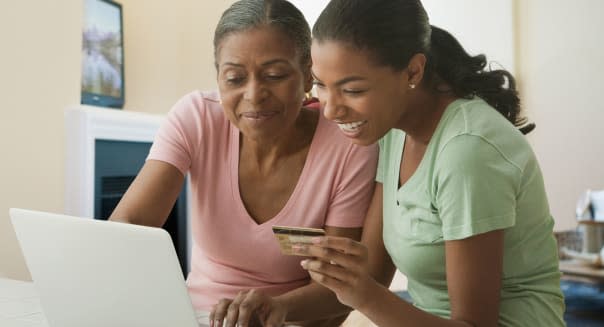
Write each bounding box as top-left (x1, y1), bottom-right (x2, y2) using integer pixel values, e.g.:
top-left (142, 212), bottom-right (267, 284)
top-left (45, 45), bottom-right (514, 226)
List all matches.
top-left (64, 106), bottom-right (163, 218)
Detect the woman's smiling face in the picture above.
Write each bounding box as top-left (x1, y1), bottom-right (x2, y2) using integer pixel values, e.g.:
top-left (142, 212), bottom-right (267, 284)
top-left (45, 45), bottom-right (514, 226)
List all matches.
top-left (311, 40), bottom-right (411, 146)
top-left (215, 26), bottom-right (311, 142)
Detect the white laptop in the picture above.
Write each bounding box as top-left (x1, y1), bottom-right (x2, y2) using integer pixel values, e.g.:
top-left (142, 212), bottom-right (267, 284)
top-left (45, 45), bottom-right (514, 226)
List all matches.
top-left (9, 208), bottom-right (208, 327)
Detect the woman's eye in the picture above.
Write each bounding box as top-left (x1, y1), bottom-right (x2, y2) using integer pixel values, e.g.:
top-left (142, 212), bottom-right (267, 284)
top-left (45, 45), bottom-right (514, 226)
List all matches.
top-left (225, 77), bottom-right (244, 85)
top-left (266, 74), bottom-right (287, 81)
top-left (312, 80), bottom-right (325, 89)
top-left (343, 89), bottom-right (366, 95)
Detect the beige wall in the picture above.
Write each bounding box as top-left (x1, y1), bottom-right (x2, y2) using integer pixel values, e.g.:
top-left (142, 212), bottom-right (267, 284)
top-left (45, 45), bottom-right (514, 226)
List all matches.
top-left (120, 0), bottom-right (233, 114)
top-left (515, 0), bottom-right (604, 231)
top-left (0, 0), bottom-right (233, 280)
top-left (0, 0), bottom-right (82, 281)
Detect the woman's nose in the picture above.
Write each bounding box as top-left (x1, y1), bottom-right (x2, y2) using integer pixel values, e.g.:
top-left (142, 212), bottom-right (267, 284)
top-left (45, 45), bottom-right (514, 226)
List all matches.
top-left (321, 93), bottom-right (346, 122)
top-left (244, 79), bottom-right (267, 104)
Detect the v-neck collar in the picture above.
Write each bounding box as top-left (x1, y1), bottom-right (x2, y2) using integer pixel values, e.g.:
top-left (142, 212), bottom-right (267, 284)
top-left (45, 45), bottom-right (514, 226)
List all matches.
top-left (229, 111), bottom-right (324, 228)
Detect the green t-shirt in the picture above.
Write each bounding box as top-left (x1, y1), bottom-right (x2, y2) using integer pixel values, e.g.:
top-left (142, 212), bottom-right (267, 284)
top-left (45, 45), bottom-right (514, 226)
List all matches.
top-left (377, 98), bottom-right (565, 326)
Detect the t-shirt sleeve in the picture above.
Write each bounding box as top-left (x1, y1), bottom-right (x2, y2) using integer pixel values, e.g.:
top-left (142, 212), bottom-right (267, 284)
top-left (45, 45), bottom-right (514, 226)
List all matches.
top-left (147, 94), bottom-right (201, 176)
top-left (434, 134), bottom-right (520, 240)
top-left (325, 144), bottom-right (379, 228)
top-left (375, 138), bottom-right (385, 183)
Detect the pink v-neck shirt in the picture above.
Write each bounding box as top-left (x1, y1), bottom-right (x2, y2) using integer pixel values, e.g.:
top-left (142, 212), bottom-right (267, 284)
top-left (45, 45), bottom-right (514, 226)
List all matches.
top-left (147, 91), bottom-right (378, 310)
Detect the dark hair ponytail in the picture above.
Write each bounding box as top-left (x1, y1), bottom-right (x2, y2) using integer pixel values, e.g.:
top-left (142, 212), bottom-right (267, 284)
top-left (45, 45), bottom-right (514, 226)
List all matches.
top-left (313, 0), bottom-right (534, 134)
top-left (426, 26), bottom-right (531, 132)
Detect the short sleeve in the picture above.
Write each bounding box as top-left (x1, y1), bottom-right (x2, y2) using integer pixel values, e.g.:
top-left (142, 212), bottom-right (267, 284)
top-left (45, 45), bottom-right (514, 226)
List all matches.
top-left (376, 138), bottom-right (385, 183)
top-left (434, 134), bottom-right (520, 240)
top-left (147, 93), bottom-right (202, 176)
top-left (324, 144), bottom-right (379, 228)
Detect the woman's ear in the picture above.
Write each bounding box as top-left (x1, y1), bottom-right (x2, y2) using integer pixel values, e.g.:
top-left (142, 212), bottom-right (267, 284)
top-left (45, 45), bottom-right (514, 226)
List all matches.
top-left (406, 53), bottom-right (427, 87)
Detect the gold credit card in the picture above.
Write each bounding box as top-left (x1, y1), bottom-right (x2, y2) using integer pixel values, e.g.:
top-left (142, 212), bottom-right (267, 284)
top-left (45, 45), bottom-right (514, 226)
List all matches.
top-left (272, 225), bottom-right (326, 256)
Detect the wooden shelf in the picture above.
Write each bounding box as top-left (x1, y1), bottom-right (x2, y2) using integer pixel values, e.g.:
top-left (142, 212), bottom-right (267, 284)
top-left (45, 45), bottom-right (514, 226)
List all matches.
top-left (560, 260), bottom-right (604, 281)
top-left (577, 220), bottom-right (604, 226)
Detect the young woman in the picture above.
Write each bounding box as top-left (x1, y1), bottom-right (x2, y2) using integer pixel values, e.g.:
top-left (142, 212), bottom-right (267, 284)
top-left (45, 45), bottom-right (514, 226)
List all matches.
top-left (294, 0), bottom-right (566, 326)
top-left (109, 1), bottom-right (377, 326)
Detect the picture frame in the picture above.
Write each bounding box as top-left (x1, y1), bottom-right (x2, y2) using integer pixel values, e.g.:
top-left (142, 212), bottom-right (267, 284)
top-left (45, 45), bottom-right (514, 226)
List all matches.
top-left (81, 0), bottom-right (125, 109)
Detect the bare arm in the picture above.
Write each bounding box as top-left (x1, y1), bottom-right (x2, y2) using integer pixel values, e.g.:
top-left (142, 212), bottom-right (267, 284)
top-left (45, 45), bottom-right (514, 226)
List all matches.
top-left (300, 183), bottom-right (505, 327)
top-left (353, 229), bottom-right (504, 327)
top-left (445, 229), bottom-right (504, 326)
top-left (279, 183), bottom-right (397, 322)
top-left (109, 160), bottom-right (185, 227)
top-left (269, 184), bottom-right (391, 322)
top-left (360, 184), bottom-right (397, 286)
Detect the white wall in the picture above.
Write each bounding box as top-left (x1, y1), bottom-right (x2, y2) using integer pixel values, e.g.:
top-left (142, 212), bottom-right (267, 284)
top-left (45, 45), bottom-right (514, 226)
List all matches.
top-left (290, 0), bottom-right (515, 75)
top-left (516, 0), bottom-right (604, 231)
top-left (423, 0), bottom-right (515, 73)
top-left (288, 0), bottom-right (328, 28)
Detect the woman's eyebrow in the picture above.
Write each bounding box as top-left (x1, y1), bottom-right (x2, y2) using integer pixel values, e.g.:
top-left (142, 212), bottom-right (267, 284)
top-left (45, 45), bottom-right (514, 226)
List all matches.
top-left (221, 62), bottom-right (244, 68)
top-left (311, 70), bottom-right (366, 86)
top-left (261, 59), bottom-right (290, 66)
top-left (220, 58), bottom-right (290, 68)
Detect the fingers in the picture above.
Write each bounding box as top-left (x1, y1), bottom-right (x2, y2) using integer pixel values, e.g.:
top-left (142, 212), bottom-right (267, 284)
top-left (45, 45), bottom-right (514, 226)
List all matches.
top-left (210, 290), bottom-right (274, 327)
top-left (210, 298), bottom-right (232, 327)
top-left (320, 236), bottom-right (366, 256)
top-left (224, 291), bottom-right (247, 327)
top-left (302, 236), bottom-right (366, 257)
top-left (301, 257), bottom-right (353, 283)
top-left (235, 290), bottom-right (264, 327)
top-left (293, 237), bottom-right (367, 269)
top-left (307, 269), bottom-right (347, 293)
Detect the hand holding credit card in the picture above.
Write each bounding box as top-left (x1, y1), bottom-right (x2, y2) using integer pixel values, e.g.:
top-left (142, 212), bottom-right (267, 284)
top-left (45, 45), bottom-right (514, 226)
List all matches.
top-left (272, 225), bottom-right (326, 256)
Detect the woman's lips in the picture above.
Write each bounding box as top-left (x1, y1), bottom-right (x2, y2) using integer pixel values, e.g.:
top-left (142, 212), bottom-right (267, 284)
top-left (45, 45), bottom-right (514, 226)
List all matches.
top-left (337, 120), bottom-right (368, 138)
top-left (240, 111), bottom-right (280, 125)
top-left (241, 111), bottom-right (278, 118)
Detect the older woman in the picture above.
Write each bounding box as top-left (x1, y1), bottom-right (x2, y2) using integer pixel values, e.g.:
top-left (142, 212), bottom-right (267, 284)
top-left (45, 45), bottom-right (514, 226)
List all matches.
top-left (109, 0), bottom-right (377, 326)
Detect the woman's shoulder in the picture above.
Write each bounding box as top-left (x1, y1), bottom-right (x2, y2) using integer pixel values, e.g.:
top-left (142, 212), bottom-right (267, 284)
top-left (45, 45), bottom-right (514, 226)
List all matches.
top-left (434, 98), bottom-right (535, 173)
top-left (167, 90), bottom-right (228, 125)
top-left (441, 97), bottom-right (523, 139)
top-left (171, 90), bottom-right (223, 114)
top-left (441, 98), bottom-right (530, 148)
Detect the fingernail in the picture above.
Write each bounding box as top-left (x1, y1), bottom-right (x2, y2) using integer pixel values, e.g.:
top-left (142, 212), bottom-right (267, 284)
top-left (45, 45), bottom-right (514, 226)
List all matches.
top-left (291, 244), bottom-right (305, 251)
top-left (300, 259), bottom-right (309, 268)
top-left (311, 237), bottom-right (323, 244)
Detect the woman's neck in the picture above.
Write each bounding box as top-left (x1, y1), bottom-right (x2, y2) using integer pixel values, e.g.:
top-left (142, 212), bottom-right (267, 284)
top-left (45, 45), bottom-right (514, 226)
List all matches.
top-left (397, 90), bottom-right (457, 145)
top-left (240, 108), bottom-right (318, 174)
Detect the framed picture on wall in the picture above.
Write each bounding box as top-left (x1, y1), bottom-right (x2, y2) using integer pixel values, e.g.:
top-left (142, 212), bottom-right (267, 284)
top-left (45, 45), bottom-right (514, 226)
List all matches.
top-left (81, 0), bottom-right (124, 109)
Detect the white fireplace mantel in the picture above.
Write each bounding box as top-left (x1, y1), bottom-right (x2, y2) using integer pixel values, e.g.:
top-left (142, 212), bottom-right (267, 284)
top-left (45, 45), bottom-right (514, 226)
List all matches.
top-left (64, 105), bottom-right (164, 218)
